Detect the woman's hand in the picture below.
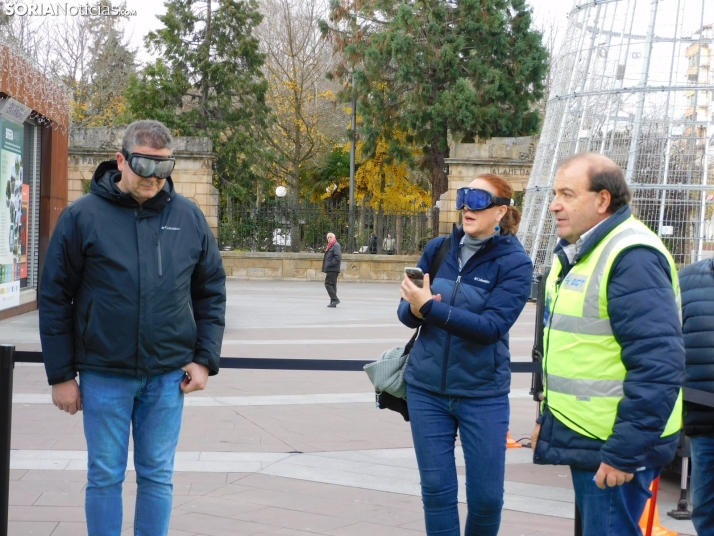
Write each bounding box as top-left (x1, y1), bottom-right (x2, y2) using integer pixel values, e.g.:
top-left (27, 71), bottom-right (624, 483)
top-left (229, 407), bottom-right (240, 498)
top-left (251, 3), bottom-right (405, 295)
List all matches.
top-left (401, 273), bottom-right (442, 319)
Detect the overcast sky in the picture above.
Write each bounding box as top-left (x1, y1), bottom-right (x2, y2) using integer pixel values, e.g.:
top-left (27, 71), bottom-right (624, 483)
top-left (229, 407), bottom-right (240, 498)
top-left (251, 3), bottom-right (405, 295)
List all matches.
top-left (121, 0), bottom-right (572, 64)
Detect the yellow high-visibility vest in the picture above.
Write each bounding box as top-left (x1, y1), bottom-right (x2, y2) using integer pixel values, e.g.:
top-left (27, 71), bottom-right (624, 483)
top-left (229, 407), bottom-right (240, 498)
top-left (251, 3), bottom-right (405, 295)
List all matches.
top-left (543, 216), bottom-right (682, 440)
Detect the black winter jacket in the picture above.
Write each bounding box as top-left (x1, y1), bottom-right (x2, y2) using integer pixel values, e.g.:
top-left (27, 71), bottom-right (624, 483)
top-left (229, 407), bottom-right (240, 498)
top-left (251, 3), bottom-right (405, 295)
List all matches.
top-left (39, 161), bottom-right (226, 385)
top-left (534, 206), bottom-right (684, 472)
top-left (322, 241), bottom-right (342, 273)
top-left (679, 258), bottom-right (714, 437)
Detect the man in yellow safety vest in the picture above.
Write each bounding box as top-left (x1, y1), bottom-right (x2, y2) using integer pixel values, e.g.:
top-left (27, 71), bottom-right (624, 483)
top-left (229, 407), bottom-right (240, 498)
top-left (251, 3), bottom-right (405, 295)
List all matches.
top-left (530, 153), bottom-right (684, 536)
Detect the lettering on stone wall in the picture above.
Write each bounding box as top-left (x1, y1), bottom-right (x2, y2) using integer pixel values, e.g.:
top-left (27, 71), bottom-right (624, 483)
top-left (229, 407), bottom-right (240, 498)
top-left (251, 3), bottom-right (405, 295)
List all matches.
top-left (490, 167), bottom-right (531, 177)
top-left (77, 157), bottom-right (103, 165)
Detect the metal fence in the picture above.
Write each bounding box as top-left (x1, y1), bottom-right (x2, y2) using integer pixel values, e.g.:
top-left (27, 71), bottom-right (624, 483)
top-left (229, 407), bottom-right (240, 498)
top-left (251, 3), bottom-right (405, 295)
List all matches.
top-left (219, 203), bottom-right (439, 255)
top-left (519, 0), bottom-right (714, 270)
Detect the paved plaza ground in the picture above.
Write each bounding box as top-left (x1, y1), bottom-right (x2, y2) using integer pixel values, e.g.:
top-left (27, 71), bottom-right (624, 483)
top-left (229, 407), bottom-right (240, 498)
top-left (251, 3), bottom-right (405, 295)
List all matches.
top-left (0, 279), bottom-right (697, 535)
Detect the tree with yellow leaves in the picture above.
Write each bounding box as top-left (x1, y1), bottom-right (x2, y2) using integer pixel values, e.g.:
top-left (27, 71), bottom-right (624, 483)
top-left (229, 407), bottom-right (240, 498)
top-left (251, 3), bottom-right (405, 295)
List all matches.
top-left (353, 136), bottom-right (430, 213)
top-left (258, 0), bottom-right (345, 249)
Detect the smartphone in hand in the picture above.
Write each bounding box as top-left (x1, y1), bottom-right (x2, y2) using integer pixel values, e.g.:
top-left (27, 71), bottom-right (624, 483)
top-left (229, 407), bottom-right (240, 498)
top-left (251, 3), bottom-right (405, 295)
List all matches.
top-left (405, 267), bottom-right (425, 288)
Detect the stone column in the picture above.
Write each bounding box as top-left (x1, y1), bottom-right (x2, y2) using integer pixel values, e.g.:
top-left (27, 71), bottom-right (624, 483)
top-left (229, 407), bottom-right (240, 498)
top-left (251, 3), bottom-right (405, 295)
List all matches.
top-left (437, 137), bottom-right (536, 236)
top-left (68, 128), bottom-right (218, 236)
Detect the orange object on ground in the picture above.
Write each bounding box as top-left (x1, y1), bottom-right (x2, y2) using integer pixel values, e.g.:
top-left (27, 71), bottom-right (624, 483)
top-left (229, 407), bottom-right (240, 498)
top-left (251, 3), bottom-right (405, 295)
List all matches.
top-left (639, 477), bottom-right (677, 536)
top-left (506, 431), bottom-right (522, 449)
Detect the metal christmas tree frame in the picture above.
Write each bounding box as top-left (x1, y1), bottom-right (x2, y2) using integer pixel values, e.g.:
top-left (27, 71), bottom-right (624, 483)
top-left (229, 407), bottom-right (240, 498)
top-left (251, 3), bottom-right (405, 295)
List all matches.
top-left (519, 0), bottom-right (714, 269)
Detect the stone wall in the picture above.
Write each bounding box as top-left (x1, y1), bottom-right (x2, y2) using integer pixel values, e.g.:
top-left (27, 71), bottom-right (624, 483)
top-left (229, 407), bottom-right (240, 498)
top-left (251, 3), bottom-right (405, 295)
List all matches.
top-left (221, 251), bottom-right (420, 282)
top-left (68, 127), bottom-right (219, 236)
top-left (438, 136), bottom-right (536, 235)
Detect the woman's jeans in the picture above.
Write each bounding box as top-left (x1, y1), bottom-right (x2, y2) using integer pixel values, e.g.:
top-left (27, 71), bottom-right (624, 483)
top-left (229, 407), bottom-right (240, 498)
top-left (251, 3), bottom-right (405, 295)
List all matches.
top-left (407, 384), bottom-right (509, 536)
top-left (691, 435), bottom-right (714, 535)
top-left (80, 369), bottom-right (186, 536)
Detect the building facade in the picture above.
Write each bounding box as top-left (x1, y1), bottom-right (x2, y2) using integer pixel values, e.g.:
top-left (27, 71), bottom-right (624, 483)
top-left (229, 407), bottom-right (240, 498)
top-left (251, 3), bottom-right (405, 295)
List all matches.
top-left (0, 42), bottom-right (71, 319)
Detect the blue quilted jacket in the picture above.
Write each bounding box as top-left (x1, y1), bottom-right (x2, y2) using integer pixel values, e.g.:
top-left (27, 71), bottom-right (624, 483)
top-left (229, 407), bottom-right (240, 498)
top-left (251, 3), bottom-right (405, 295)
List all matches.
top-left (397, 226), bottom-right (532, 397)
top-left (679, 258), bottom-right (714, 437)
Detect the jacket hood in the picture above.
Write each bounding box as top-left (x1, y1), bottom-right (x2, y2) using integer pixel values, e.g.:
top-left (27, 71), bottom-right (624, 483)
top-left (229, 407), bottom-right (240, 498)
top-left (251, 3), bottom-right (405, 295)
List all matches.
top-left (90, 159), bottom-right (175, 212)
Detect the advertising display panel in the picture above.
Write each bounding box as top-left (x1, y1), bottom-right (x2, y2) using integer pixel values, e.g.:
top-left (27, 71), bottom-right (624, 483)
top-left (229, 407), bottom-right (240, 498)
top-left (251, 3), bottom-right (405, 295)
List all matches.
top-left (0, 119), bottom-right (25, 310)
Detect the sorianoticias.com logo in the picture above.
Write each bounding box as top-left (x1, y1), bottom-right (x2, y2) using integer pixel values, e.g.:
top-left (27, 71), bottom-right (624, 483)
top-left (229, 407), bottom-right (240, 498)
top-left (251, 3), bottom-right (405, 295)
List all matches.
top-left (1, 2), bottom-right (137, 16)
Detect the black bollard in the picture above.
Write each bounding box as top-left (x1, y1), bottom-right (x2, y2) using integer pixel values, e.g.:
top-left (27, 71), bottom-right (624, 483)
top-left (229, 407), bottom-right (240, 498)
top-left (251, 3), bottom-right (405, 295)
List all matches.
top-left (0, 345), bottom-right (14, 536)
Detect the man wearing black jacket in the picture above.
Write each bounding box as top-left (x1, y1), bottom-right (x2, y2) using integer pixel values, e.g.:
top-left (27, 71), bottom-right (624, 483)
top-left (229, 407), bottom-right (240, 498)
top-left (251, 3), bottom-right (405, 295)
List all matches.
top-left (39, 120), bottom-right (226, 536)
top-left (322, 232), bottom-right (341, 307)
top-left (679, 258), bottom-right (714, 535)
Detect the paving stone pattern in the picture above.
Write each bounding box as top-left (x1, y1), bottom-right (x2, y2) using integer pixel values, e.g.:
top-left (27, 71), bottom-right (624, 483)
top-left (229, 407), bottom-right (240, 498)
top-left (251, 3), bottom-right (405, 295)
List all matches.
top-left (1, 280), bottom-right (695, 535)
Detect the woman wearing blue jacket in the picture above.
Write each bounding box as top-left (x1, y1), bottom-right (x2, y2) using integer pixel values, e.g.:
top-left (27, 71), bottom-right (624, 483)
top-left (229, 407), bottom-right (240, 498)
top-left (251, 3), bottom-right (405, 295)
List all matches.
top-left (398, 174), bottom-right (533, 536)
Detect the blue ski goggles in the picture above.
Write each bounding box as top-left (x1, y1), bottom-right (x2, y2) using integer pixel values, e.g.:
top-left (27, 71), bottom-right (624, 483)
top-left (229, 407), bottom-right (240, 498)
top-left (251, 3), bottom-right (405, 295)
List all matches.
top-left (456, 187), bottom-right (513, 211)
top-left (122, 150), bottom-right (175, 179)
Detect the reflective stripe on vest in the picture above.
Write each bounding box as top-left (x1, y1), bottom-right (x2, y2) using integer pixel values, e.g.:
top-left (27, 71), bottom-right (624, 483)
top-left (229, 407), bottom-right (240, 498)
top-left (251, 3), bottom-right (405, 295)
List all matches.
top-left (543, 217), bottom-right (682, 441)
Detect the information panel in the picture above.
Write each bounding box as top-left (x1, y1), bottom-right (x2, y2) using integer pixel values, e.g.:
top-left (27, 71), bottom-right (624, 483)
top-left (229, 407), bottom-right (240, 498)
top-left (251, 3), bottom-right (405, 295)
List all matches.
top-left (0, 119), bottom-right (26, 310)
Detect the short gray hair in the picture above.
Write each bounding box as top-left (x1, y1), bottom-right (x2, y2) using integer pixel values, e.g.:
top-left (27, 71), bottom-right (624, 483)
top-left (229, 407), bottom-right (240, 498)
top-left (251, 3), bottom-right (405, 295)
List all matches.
top-left (122, 120), bottom-right (173, 153)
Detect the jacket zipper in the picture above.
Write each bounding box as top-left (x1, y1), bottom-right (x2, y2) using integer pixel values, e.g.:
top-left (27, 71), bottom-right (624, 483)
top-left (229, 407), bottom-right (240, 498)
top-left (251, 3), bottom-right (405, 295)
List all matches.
top-left (84, 300), bottom-right (94, 346)
top-left (437, 240), bottom-right (494, 394)
top-left (440, 274), bottom-right (461, 393)
top-left (156, 234), bottom-right (163, 277)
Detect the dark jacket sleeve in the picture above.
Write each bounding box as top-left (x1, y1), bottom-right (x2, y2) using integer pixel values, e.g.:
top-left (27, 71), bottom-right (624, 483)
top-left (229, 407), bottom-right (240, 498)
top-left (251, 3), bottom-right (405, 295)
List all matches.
top-left (331, 243), bottom-right (342, 269)
top-left (38, 209), bottom-right (85, 385)
top-left (600, 247), bottom-right (684, 471)
top-left (420, 254), bottom-right (533, 345)
top-left (190, 212), bottom-right (227, 375)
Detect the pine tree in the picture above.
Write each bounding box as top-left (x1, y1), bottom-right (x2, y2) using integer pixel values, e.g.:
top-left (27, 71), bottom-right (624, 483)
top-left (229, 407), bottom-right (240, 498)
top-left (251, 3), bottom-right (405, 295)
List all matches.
top-left (79, 5), bottom-right (136, 126)
top-left (321, 0), bottom-right (549, 205)
top-left (125, 0), bottom-right (271, 201)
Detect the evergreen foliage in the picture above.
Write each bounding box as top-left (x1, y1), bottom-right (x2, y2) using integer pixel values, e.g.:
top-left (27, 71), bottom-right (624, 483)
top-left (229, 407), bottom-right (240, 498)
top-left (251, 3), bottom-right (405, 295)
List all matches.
top-left (302, 147), bottom-right (352, 203)
top-left (321, 0), bottom-right (549, 204)
top-left (125, 0), bottom-right (271, 201)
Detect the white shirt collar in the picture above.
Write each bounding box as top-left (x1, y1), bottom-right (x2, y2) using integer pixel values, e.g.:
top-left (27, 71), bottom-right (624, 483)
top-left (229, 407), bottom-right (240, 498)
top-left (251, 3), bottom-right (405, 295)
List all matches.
top-left (561, 217), bottom-right (609, 265)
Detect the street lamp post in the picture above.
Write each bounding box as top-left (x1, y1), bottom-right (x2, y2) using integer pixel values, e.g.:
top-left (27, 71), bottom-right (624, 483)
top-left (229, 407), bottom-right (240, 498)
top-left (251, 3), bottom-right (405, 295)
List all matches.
top-left (348, 72), bottom-right (357, 253)
top-left (275, 186), bottom-right (287, 252)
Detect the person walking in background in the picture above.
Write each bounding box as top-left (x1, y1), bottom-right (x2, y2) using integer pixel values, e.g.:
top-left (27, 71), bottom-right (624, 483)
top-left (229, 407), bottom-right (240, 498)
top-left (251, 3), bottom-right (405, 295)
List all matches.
top-left (531, 153), bottom-right (684, 536)
top-left (383, 233), bottom-right (396, 254)
top-left (39, 120), bottom-right (227, 536)
top-left (398, 174), bottom-right (532, 535)
top-left (323, 232), bottom-right (342, 307)
top-left (368, 232), bottom-right (378, 254)
top-left (679, 257), bottom-right (714, 535)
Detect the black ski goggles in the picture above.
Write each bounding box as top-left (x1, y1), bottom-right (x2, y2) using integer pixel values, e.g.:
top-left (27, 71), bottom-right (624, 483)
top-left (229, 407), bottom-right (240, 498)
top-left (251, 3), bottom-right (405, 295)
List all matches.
top-left (456, 187), bottom-right (513, 211)
top-left (122, 150), bottom-right (175, 179)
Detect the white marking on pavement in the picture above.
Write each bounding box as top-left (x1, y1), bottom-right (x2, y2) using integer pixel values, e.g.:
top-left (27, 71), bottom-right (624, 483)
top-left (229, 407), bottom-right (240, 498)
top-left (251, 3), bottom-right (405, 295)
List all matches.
top-left (277, 324), bottom-right (407, 329)
top-left (13, 389), bottom-right (534, 406)
top-left (223, 337), bottom-right (534, 344)
top-left (7, 446), bottom-right (694, 533)
top-left (221, 339), bottom-right (410, 345)
top-left (10, 450), bottom-right (293, 473)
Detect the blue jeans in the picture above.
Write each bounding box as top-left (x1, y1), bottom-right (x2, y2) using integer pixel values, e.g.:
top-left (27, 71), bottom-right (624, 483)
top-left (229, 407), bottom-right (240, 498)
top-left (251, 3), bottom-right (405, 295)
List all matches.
top-left (407, 384), bottom-right (509, 536)
top-left (571, 466), bottom-right (660, 536)
top-left (691, 435), bottom-right (714, 535)
top-left (80, 369), bottom-right (185, 536)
